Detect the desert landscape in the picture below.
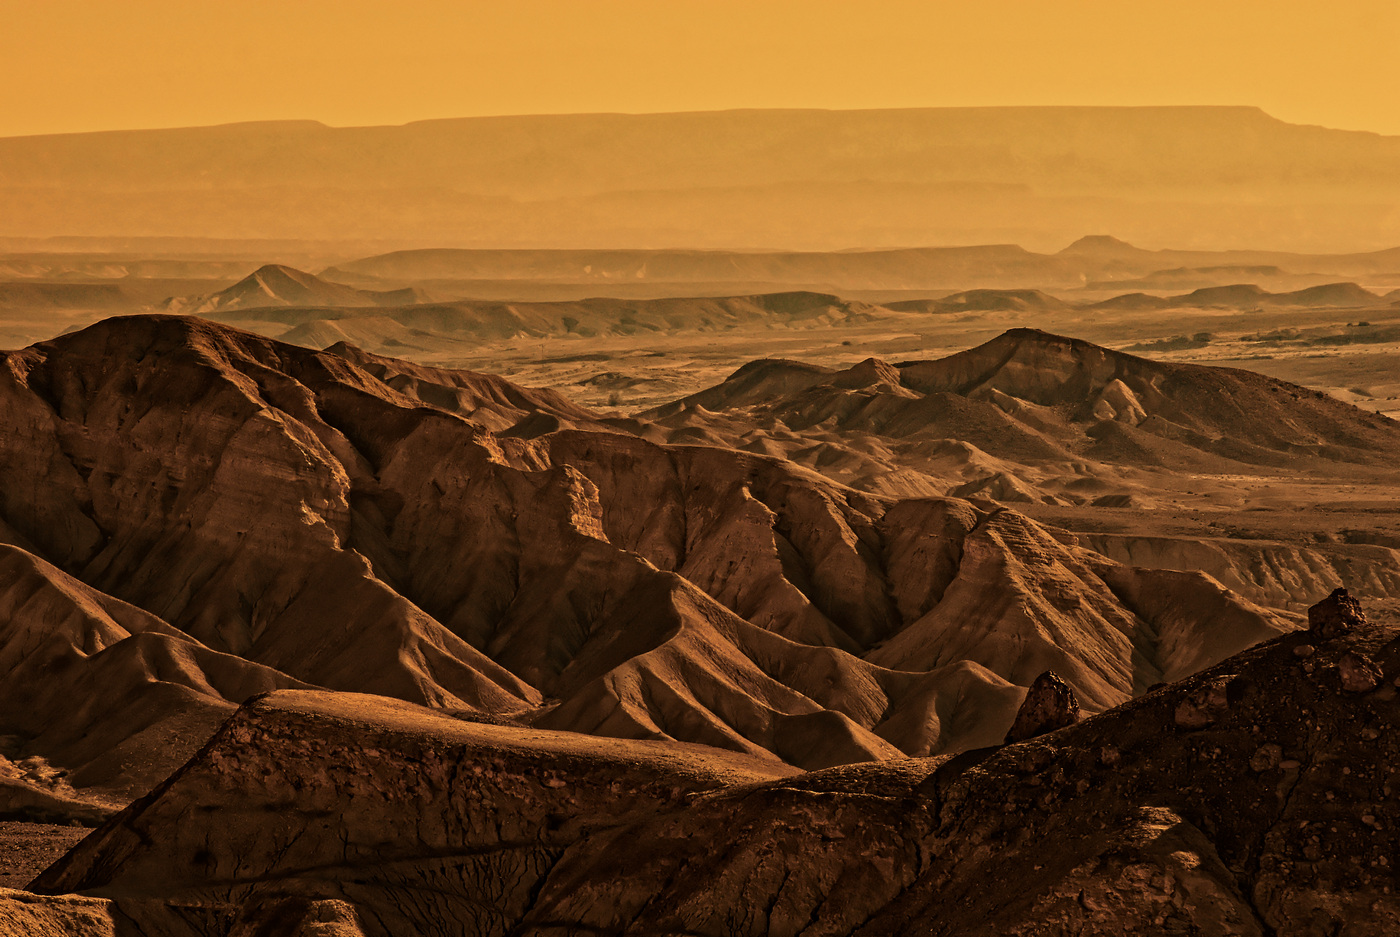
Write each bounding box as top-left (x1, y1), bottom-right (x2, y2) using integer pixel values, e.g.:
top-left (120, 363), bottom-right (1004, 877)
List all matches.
top-left (2, 228), bottom-right (1399, 933)
top-left (3, 3), bottom-right (1400, 934)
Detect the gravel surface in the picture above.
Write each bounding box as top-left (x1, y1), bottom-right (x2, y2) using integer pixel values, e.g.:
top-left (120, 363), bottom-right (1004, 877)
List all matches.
top-left (0, 822), bottom-right (90, 889)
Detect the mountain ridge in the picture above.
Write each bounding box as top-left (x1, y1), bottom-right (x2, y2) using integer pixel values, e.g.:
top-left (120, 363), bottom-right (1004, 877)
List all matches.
top-left (0, 314), bottom-right (1297, 805)
top-left (17, 605), bottom-right (1400, 934)
top-left (652, 326), bottom-right (1400, 476)
top-left (5, 107), bottom-right (1399, 250)
top-left (325, 242), bottom-right (1400, 289)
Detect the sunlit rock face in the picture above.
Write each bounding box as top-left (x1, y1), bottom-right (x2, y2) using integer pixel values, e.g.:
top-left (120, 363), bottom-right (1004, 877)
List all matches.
top-left (0, 316), bottom-right (1298, 804)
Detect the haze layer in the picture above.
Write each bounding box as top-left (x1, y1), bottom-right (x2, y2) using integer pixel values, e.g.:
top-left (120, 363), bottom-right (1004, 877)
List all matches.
top-left (4, 107), bottom-right (1400, 251)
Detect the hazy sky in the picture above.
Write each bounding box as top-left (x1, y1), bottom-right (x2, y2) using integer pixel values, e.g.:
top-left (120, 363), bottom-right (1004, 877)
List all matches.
top-left (3, 0), bottom-right (1397, 137)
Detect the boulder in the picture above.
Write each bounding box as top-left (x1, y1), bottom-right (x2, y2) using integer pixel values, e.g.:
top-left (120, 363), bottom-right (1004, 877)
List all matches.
top-left (1004, 671), bottom-right (1081, 743)
top-left (1308, 587), bottom-right (1368, 639)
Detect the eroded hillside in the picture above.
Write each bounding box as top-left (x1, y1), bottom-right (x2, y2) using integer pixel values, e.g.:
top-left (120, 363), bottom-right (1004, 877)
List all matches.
top-left (12, 593), bottom-right (1399, 935)
top-left (0, 316), bottom-right (1301, 807)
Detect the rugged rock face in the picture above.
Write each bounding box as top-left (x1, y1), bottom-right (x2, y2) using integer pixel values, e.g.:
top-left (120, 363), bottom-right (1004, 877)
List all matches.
top-left (1003, 670), bottom-right (1081, 743)
top-left (642, 328), bottom-right (1400, 504)
top-left (1309, 586), bottom-right (1369, 638)
top-left (1077, 533), bottom-right (1400, 612)
top-left (0, 316), bottom-right (1293, 798)
top-left (15, 604), bottom-right (1400, 936)
top-left (0, 542), bottom-right (308, 803)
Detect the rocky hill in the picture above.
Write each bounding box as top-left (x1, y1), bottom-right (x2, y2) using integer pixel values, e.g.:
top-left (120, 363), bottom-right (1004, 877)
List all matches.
top-left (0, 315), bottom-right (1294, 809)
top-left (887, 288), bottom-right (1072, 314)
top-left (1089, 281), bottom-right (1385, 311)
top-left (165, 263), bottom-right (426, 314)
top-left (12, 591), bottom-right (1396, 935)
top-left (644, 328), bottom-right (1400, 505)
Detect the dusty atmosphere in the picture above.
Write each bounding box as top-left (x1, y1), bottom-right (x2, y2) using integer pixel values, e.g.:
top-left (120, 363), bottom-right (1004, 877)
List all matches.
top-left (2, 3), bottom-right (1399, 935)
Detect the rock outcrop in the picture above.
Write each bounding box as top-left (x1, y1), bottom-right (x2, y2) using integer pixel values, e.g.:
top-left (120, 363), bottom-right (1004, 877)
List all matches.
top-left (1308, 586), bottom-right (1369, 638)
top-left (14, 607), bottom-right (1400, 935)
top-left (1003, 670), bottom-right (1080, 743)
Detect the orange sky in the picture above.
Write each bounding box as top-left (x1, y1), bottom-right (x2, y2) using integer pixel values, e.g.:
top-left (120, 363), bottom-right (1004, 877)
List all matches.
top-left (2, 0), bottom-right (1397, 137)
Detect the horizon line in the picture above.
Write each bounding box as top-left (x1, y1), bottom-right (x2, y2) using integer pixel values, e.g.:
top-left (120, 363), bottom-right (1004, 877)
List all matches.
top-left (8, 102), bottom-right (1387, 143)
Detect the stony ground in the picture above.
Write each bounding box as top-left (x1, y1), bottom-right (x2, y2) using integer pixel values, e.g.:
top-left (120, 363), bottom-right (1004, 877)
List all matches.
top-left (0, 824), bottom-right (88, 890)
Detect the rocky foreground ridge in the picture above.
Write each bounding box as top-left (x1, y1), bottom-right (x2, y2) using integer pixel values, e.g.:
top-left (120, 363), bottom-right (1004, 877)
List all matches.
top-left (2, 590), bottom-right (1395, 935)
top-left (0, 315), bottom-right (1302, 810)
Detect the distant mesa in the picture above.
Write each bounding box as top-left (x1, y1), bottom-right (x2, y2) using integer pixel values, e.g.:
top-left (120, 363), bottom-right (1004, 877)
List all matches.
top-left (321, 239), bottom-right (1400, 295)
top-left (163, 263), bottom-right (428, 314)
top-left (4, 106), bottom-right (1400, 250)
top-left (1085, 291), bottom-right (1174, 311)
top-left (889, 288), bottom-right (1072, 315)
top-left (137, 270), bottom-right (1399, 376)
top-left (323, 244), bottom-right (1070, 292)
top-left (1085, 264), bottom-right (1286, 291)
top-left (9, 232), bottom-right (1398, 303)
top-left (1057, 234), bottom-right (1147, 257)
top-left (1090, 281), bottom-right (1381, 311)
top-left (1277, 282), bottom-right (1383, 307)
top-left (194, 289), bottom-right (877, 350)
top-left (1178, 283), bottom-right (1272, 306)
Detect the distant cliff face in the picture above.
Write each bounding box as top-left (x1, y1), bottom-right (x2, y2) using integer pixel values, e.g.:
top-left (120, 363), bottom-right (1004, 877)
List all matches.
top-left (2, 107), bottom-right (1398, 250)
